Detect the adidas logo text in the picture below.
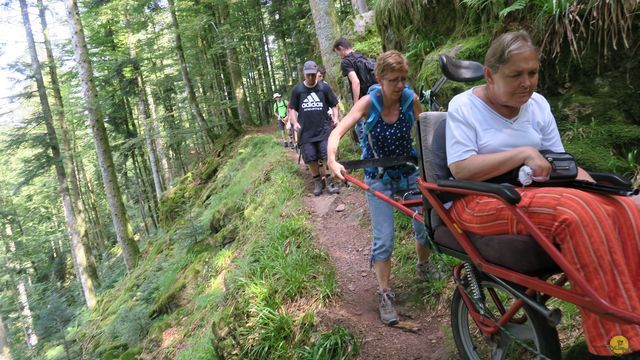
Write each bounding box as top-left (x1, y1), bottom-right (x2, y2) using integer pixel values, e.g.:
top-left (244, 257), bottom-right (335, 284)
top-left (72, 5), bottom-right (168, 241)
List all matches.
top-left (301, 92), bottom-right (324, 111)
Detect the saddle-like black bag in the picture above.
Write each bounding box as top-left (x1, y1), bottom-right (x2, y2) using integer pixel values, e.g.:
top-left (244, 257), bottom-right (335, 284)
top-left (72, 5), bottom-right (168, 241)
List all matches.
top-left (539, 150), bottom-right (578, 181)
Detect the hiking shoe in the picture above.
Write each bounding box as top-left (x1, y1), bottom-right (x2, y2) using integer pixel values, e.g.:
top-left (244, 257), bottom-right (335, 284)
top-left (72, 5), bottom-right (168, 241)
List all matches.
top-left (326, 180), bottom-right (340, 194)
top-left (416, 261), bottom-right (448, 281)
top-left (283, 141), bottom-right (288, 148)
top-left (377, 288), bottom-right (399, 325)
top-left (313, 178), bottom-right (324, 196)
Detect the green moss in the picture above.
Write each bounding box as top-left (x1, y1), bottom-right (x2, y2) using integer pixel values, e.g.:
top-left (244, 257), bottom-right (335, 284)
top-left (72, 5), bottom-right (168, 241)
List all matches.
top-left (150, 278), bottom-right (186, 317)
top-left (352, 29), bottom-right (382, 58)
top-left (187, 242), bottom-right (214, 258)
top-left (453, 34), bottom-right (490, 62)
top-left (93, 342), bottom-right (127, 360)
top-left (158, 173), bottom-right (198, 225)
top-left (119, 347), bottom-right (141, 360)
top-left (147, 314), bottom-right (172, 338)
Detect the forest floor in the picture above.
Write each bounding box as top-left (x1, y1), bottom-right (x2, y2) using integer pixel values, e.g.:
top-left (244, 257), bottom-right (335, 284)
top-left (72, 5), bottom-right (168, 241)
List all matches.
top-left (262, 123), bottom-right (457, 359)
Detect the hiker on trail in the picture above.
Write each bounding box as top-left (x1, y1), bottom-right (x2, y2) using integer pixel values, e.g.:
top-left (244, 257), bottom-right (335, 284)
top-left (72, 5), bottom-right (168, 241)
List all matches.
top-left (290, 60), bottom-right (340, 196)
top-left (445, 30), bottom-right (640, 357)
top-left (317, 65), bottom-right (338, 128)
top-left (273, 93), bottom-right (290, 147)
top-left (333, 37), bottom-right (378, 140)
top-left (327, 50), bottom-right (432, 326)
top-left (316, 65), bottom-right (341, 193)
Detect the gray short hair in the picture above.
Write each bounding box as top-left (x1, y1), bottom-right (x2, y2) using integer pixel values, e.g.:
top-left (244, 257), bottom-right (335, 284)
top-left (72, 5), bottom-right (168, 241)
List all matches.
top-left (485, 31), bottom-right (540, 73)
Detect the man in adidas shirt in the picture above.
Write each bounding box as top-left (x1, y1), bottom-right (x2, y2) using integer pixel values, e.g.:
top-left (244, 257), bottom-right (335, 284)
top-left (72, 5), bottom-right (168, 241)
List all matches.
top-left (289, 60), bottom-right (340, 196)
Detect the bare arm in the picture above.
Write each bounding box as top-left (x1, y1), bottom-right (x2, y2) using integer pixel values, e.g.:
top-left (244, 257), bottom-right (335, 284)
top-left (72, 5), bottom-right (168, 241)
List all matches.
top-left (328, 96), bottom-right (371, 180)
top-left (412, 93), bottom-right (422, 123)
top-left (347, 71), bottom-right (361, 104)
top-left (577, 167), bottom-right (595, 182)
top-left (449, 147), bottom-right (552, 181)
top-left (331, 105), bottom-right (339, 126)
top-left (289, 109), bottom-right (299, 130)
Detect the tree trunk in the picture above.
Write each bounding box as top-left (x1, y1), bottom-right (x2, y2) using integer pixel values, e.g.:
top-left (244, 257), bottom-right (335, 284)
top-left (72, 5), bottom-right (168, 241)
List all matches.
top-left (135, 150), bottom-right (160, 228)
top-left (75, 156), bottom-right (108, 254)
top-left (276, 31), bottom-right (292, 87)
top-left (0, 314), bottom-right (11, 360)
top-left (167, 0), bottom-right (216, 144)
top-left (258, 5), bottom-right (276, 99)
top-left (308, 0), bottom-right (341, 87)
top-left (351, 0), bottom-right (368, 14)
top-left (38, 0), bottom-right (99, 281)
top-left (125, 13), bottom-right (163, 200)
top-left (218, 3), bottom-right (252, 127)
top-left (16, 282), bottom-right (37, 350)
top-left (146, 88), bottom-right (171, 188)
top-left (20, 0), bottom-right (98, 309)
top-left (63, 0), bottom-right (140, 271)
top-left (1, 226), bottom-right (37, 350)
top-left (157, 85), bottom-right (188, 177)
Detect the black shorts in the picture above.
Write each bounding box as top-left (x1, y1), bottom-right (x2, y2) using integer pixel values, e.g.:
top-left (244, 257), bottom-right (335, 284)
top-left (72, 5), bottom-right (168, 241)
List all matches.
top-left (277, 118), bottom-right (286, 130)
top-left (301, 138), bottom-right (328, 164)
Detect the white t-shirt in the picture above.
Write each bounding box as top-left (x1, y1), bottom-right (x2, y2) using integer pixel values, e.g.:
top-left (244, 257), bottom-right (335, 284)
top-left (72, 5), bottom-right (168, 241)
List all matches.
top-left (446, 88), bottom-right (564, 166)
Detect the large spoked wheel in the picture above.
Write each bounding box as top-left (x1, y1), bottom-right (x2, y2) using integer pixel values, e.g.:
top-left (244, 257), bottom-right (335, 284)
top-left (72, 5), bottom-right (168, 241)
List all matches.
top-left (451, 277), bottom-right (561, 360)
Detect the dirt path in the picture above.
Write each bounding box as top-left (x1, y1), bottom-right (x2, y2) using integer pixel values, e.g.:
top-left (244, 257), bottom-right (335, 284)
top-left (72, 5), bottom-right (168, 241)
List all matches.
top-left (287, 149), bottom-right (456, 359)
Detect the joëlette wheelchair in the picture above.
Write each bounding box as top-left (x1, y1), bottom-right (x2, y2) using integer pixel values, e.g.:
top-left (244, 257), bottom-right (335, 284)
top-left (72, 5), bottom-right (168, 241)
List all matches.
top-left (342, 56), bottom-right (640, 359)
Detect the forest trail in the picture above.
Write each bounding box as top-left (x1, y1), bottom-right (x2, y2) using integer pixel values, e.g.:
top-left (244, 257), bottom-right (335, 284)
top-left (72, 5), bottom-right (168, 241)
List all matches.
top-left (302, 186), bottom-right (453, 359)
top-left (268, 122), bottom-right (456, 359)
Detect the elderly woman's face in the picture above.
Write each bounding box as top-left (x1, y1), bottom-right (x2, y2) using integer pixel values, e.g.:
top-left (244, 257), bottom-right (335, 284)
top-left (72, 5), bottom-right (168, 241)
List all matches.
top-left (487, 50), bottom-right (539, 109)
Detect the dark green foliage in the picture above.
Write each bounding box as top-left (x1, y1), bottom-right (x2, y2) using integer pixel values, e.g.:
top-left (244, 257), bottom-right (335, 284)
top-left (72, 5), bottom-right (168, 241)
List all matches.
top-left (104, 302), bottom-right (151, 347)
top-left (34, 292), bottom-right (74, 339)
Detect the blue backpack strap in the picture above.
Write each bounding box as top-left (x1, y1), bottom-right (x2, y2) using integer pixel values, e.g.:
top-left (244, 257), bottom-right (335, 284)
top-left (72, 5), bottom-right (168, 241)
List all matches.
top-left (400, 86), bottom-right (415, 129)
top-left (364, 85), bottom-right (383, 132)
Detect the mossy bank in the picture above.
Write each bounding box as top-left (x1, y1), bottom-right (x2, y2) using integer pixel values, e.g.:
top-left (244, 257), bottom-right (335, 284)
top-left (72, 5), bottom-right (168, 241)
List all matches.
top-left (61, 133), bottom-right (357, 359)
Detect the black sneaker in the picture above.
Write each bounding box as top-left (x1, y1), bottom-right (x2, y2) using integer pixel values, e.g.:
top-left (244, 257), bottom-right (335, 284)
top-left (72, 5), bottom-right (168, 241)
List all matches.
top-left (283, 141), bottom-right (288, 148)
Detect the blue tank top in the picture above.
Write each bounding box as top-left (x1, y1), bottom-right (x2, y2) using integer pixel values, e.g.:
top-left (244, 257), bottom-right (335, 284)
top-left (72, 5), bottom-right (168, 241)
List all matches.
top-left (363, 111), bottom-right (417, 178)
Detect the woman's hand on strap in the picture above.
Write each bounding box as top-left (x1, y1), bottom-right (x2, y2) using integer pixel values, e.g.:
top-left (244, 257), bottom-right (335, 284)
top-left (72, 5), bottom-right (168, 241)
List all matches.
top-left (327, 96), bottom-right (371, 181)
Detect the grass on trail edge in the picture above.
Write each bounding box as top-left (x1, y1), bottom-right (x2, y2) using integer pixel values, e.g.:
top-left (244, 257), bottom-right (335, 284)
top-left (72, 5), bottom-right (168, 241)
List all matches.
top-left (61, 133), bottom-right (358, 360)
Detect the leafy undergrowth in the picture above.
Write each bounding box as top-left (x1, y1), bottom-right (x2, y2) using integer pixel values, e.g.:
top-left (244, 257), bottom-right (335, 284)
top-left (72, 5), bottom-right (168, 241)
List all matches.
top-left (63, 134), bottom-right (357, 359)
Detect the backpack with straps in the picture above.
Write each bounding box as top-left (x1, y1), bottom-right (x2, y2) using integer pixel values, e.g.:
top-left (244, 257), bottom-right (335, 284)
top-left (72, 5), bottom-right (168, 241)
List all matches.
top-left (352, 53), bottom-right (378, 96)
top-left (360, 84), bottom-right (415, 154)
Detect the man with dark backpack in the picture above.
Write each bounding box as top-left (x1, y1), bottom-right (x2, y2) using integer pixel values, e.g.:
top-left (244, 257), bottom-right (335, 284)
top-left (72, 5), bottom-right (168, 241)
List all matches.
top-left (333, 38), bottom-right (378, 140)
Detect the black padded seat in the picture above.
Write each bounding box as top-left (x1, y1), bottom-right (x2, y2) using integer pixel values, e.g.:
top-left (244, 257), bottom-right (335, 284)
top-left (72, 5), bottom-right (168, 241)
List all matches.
top-left (432, 226), bottom-right (558, 275)
top-left (417, 111), bottom-right (559, 275)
